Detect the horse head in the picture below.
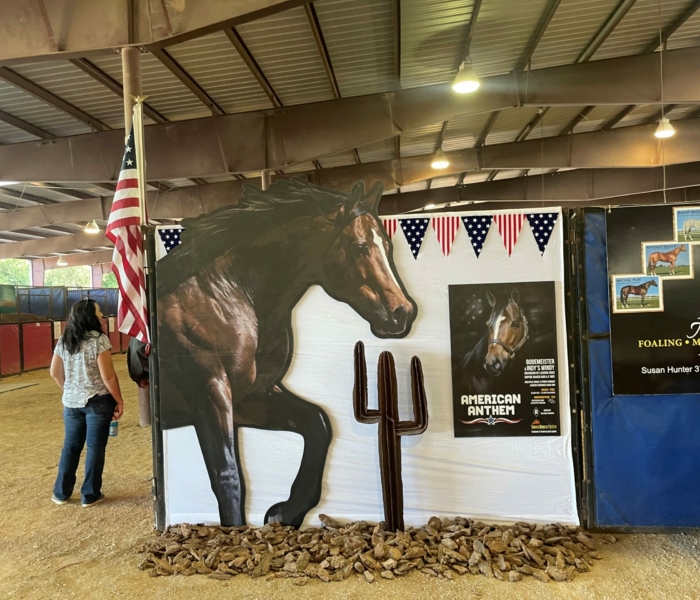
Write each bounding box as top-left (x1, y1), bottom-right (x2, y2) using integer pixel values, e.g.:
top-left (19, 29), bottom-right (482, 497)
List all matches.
top-left (680, 244), bottom-right (688, 253)
top-left (649, 280), bottom-right (658, 287)
top-left (320, 181), bottom-right (416, 338)
top-left (483, 288), bottom-right (528, 376)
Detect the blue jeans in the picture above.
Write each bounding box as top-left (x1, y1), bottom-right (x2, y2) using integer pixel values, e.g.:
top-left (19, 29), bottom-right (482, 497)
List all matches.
top-left (53, 394), bottom-right (116, 503)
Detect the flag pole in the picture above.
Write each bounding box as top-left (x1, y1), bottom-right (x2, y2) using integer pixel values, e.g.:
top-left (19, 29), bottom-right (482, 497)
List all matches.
top-left (131, 96), bottom-right (165, 528)
top-left (132, 97), bottom-right (148, 227)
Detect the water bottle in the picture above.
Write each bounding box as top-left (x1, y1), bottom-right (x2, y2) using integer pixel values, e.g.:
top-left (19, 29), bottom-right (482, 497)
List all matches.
top-left (110, 421), bottom-right (119, 437)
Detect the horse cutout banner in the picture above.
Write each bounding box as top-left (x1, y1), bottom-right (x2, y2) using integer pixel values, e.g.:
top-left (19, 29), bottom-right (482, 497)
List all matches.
top-left (154, 180), bottom-right (577, 529)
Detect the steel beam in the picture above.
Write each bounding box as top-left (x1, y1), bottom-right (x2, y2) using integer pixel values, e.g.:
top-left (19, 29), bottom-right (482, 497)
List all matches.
top-left (1, 47), bottom-right (700, 182)
top-left (0, 0), bottom-right (308, 65)
top-left (304, 4), bottom-right (341, 99)
top-left (0, 232), bottom-right (111, 259)
top-left (516, 0), bottom-right (562, 71)
top-left (646, 0), bottom-right (700, 52)
top-left (0, 108), bottom-right (53, 139)
top-left (39, 250), bottom-right (113, 270)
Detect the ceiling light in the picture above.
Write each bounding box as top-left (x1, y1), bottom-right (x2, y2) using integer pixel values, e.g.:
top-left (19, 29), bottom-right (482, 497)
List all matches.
top-left (425, 203), bottom-right (436, 210)
top-left (0, 181), bottom-right (19, 187)
top-left (655, 117), bottom-right (675, 139)
top-left (56, 255), bottom-right (68, 267)
top-left (431, 149), bottom-right (450, 170)
top-left (84, 220), bottom-right (100, 234)
top-left (452, 61), bottom-right (480, 94)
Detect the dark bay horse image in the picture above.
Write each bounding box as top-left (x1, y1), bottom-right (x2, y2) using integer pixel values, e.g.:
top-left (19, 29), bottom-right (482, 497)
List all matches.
top-left (156, 178), bottom-right (416, 528)
top-left (648, 244), bottom-right (686, 275)
top-left (619, 279), bottom-right (657, 308)
top-left (458, 288), bottom-right (529, 394)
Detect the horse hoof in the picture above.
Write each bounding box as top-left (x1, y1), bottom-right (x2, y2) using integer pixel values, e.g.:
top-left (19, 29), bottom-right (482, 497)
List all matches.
top-left (264, 502), bottom-right (305, 529)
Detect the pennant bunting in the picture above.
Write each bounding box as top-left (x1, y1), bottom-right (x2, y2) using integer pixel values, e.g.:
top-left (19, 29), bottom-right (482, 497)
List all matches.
top-left (494, 213), bottom-right (526, 256)
top-left (431, 216), bottom-right (461, 256)
top-left (158, 227), bottom-right (183, 253)
top-left (399, 218), bottom-right (430, 259)
top-left (526, 212), bottom-right (559, 255)
top-left (381, 218), bottom-right (398, 240)
top-left (461, 215), bottom-right (493, 258)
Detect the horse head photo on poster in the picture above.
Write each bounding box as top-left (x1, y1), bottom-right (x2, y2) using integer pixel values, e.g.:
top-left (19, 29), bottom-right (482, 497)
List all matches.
top-left (483, 288), bottom-right (529, 376)
top-left (155, 178), bottom-right (417, 528)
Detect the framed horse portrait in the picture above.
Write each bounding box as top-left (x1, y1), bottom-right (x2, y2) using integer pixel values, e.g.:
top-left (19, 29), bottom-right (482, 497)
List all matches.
top-left (611, 274), bottom-right (664, 314)
top-left (641, 241), bottom-right (694, 280)
top-left (673, 207), bottom-right (700, 243)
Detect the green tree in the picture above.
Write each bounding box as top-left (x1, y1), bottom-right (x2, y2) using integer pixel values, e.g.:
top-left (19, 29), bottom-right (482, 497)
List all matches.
top-left (0, 259), bottom-right (30, 285)
top-left (102, 272), bottom-right (118, 288)
top-left (44, 266), bottom-right (92, 287)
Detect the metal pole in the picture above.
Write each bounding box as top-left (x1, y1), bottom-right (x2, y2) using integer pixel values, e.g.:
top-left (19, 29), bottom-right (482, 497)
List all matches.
top-left (145, 227), bottom-right (165, 530)
top-left (261, 169), bottom-right (272, 191)
top-left (133, 101), bottom-right (149, 227)
top-left (121, 47), bottom-right (141, 140)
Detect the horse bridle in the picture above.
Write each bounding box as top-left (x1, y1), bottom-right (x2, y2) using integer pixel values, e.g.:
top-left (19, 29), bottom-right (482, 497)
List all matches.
top-left (487, 302), bottom-right (529, 358)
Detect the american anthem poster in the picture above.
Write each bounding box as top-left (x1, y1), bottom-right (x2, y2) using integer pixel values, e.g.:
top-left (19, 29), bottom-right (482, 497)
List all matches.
top-left (607, 204), bottom-right (700, 395)
top-left (449, 281), bottom-right (561, 437)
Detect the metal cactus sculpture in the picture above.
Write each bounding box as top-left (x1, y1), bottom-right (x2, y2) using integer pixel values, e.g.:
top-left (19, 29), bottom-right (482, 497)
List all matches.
top-left (353, 341), bottom-right (428, 532)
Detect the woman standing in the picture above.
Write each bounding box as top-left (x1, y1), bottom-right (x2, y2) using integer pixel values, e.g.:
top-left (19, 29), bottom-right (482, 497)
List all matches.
top-left (50, 299), bottom-right (124, 507)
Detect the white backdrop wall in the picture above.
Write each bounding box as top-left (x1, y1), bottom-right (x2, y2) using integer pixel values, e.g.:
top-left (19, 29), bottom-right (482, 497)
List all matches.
top-left (158, 207), bottom-right (578, 528)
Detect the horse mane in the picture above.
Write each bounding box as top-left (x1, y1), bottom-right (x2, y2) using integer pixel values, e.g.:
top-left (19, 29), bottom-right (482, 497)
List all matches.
top-left (158, 178), bottom-right (383, 291)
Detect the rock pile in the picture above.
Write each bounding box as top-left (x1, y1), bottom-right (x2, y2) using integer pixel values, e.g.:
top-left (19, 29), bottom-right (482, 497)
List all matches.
top-left (137, 515), bottom-right (614, 584)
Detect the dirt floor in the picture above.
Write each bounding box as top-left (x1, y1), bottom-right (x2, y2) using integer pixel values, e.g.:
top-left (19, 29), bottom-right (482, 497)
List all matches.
top-left (1, 362), bottom-right (700, 600)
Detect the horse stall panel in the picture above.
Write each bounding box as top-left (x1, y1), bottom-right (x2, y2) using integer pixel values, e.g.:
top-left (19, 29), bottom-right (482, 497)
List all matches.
top-left (583, 210), bottom-right (700, 527)
top-left (51, 321), bottom-right (65, 349)
top-left (155, 183), bottom-right (577, 529)
top-left (21, 322), bottom-right (52, 371)
top-left (0, 324), bottom-right (20, 376)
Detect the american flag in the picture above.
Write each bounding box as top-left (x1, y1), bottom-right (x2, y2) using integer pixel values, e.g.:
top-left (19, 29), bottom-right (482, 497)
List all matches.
top-left (158, 227), bottom-right (183, 253)
top-left (381, 218), bottom-right (397, 240)
top-left (494, 213), bottom-right (526, 257)
top-left (431, 216), bottom-right (461, 256)
top-left (105, 125), bottom-right (149, 344)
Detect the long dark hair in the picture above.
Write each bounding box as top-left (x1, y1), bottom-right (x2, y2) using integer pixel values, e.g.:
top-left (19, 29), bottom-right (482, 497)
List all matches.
top-left (61, 299), bottom-right (104, 355)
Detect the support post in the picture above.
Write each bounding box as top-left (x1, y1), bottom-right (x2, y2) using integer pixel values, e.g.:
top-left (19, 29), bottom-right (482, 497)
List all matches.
top-left (31, 259), bottom-right (44, 287)
top-left (261, 169), bottom-right (272, 191)
top-left (121, 47), bottom-right (141, 138)
top-left (90, 264), bottom-right (104, 288)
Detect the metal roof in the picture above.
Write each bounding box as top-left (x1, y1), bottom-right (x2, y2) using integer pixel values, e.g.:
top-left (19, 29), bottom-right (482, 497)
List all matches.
top-left (0, 0), bottom-right (700, 256)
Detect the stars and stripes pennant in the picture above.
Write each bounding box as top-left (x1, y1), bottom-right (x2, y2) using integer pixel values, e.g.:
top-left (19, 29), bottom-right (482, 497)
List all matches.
top-left (494, 213), bottom-right (526, 257)
top-left (461, 215), bottom-right (493, 258)
top-left (526, 212), bottom-right (558, 255)
top-left (399, 218), bottom-right (430, 259)
top-left (431, 216), bottom-right (461, 256)
top-left (381, 218), bottom-right (398, 240)
top-left (158, 227), bottom-right (183, 253)
top-left (105, 122), bottom-right (150, 344)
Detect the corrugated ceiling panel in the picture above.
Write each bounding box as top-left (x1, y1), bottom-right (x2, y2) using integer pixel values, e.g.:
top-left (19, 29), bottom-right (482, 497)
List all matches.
top-left (593, 0), bottom-right (689, 60)
top-left (0, 121), bottom-right (38, 144)
top-left (10, 61), bottom-right (124, 128)
top-left (283, 161), bottom-right (317, 173)
top-left (571, 105), bottom-right (619, 132)
top-left (493, 169), bottom-right (525, 180)
top-left (399, 181), bottom-right (429, 192)
top-left (201, 174), bottom-right (239, 184)
top-left (315, 0), bottom-right (396, 97)
top-left (667, 8), bottom-right (700, 49)
top-left (430, 174), bottom-right (461, 188)
top-left (614, 103), bottom-right (689, 128)
top-left (60, 182), bottom-right (111, 196)
top-left (167, 32), bottom-right (273, 114)
top-left (442, 112), bottom-right (490, 151)
top-left (401, 0), bottom-right (476, 88)
top-left (484, 107), bottom-right (539, 145)
top-left (531, 0), bottom-right (618, 69)
top-left (460, 173), bottom-right (490, 185)
top-left (318, 151), bottom-right (358, 169)
top-left (91, 54), bottom-right (210, 122)
top-left (236, 7), bottom-right (334, 105)
top-left (470, 0), bottom-right (550, 76)
top-left (4, 184), bottom-right (77, 203)
top-left (526, 106), bottom-right (587, 139)
top-left (400, 122), bottom-right (443, 157)
top-left (0, 79), bottom-right (90, 137)
top-left (358, 138), bottom-right (397, 162)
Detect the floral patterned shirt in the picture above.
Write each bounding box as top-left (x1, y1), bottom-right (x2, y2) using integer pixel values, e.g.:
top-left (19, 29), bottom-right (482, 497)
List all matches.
top-left (54, 331), bottom-right (112, 408)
